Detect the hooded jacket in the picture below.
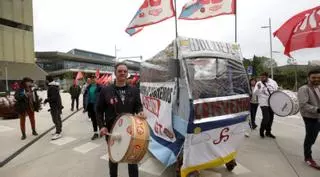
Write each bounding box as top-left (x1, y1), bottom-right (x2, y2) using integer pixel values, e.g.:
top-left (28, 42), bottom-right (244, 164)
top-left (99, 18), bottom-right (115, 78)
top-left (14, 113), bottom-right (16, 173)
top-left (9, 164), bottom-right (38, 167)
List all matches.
top-left (14, 87), bottom-right (41, 114)
top-left (44, 81), bottom-right (63, 111)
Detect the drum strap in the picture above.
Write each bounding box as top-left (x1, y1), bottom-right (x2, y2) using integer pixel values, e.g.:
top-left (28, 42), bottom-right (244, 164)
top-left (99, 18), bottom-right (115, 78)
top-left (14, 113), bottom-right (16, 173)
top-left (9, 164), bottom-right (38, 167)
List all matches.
top-left (262, 82), bottom-right (272, 96)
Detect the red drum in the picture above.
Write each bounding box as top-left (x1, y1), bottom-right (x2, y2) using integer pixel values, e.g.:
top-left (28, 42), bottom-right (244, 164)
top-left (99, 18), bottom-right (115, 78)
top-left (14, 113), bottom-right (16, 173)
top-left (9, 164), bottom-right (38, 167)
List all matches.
top-left (108, 114), bottom-right (150, 164)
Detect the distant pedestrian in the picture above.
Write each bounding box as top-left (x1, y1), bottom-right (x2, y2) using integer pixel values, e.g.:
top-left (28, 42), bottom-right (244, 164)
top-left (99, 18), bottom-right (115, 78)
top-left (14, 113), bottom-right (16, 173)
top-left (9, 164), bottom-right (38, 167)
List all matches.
top-left (14, 77), bottom-right (41, 140)
top-left (44, 76), bottom-right (64, 140)
top-left (249, 78), bottom-right (259, 130)
top-left (83, 75), bottom-right (101, 140)
top-left (69, 80), bottom-right (81, 111)
top-left (297, 69), bottom-right (320, 170)
top-left (253, 72), bottom-right (278, 139)
top-left (82, 78), bottom-right (91, 113)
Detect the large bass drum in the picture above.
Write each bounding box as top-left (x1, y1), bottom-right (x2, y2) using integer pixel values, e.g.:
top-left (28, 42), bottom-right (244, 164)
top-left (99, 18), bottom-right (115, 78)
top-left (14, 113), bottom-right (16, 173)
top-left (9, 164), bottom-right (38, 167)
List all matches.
top-left (108, 114), bottom-right (149, 164)
top-left (269, 90), bottom-right (299, 117)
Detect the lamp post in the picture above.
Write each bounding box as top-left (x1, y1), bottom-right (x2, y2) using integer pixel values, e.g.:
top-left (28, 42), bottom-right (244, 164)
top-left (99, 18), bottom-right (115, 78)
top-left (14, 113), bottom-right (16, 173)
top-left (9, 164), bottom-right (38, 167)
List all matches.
top-left (261, 18), bottom-right (274, 79)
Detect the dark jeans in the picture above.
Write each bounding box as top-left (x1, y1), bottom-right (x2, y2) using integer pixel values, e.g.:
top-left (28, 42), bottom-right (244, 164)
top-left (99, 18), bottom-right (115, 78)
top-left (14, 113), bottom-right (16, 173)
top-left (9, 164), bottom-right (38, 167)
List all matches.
top-left (260, 106), bottom-right (274, 134)
top-left (303, 117), bottom-right (320, 160)
top-left (87, 103), bottom-right (98, 132)
top-left (250, 103), bottom-right (259, 127)
top-left (50, 109), bottom-right (62, 134)
top-left (71, 96), bottom-right (79, 110)
top-left (109, 160), bottom-right (139, 177)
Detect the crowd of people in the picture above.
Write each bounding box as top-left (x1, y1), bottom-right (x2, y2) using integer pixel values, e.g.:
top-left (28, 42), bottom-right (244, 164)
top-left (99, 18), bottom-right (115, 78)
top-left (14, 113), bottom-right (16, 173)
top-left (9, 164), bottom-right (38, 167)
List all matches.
top-left (9, 65), bottom-right (320, 175)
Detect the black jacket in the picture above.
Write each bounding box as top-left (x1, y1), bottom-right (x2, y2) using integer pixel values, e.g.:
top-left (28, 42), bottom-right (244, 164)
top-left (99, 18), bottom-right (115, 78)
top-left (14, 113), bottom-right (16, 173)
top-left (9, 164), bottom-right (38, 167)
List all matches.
top-left (69, 85), bottom-right (81, 98)
top-left (14, 88), bottom-right (41, 114)
top-left (44, 81), bottom-right (63, 111)
top-left (96, 84), bottom-right (142, 131)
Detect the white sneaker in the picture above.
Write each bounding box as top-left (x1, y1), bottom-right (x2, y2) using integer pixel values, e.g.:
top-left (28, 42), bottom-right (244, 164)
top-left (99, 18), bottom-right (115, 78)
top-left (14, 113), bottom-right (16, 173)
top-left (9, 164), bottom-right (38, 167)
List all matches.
top-left (51, 133), bottom-right (62, 140)
top-left (244, 132), bottom-right (250, 138)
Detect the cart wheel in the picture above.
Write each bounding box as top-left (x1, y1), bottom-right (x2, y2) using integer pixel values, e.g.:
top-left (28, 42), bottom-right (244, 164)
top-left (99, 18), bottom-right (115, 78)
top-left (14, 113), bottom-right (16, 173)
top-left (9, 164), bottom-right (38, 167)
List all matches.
top-left (225, 159), bottom-right (237, 172)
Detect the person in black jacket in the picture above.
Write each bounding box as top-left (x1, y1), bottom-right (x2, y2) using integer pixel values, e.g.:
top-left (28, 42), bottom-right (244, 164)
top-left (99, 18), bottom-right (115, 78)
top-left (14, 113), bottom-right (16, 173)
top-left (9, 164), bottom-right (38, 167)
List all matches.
top-left (14, 77), bottom-right (41, 140)
top-left (69, 80), bottom-right (81, 111)
top-left (44, 76), bottom-right (64, 140)
top-left (97, 63), bottom-right (144, 177)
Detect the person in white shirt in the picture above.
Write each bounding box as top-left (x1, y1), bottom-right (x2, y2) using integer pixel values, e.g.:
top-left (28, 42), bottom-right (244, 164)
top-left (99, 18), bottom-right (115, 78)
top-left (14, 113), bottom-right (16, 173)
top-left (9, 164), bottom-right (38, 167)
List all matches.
top-left (253, 72), bottom-right (278, 138)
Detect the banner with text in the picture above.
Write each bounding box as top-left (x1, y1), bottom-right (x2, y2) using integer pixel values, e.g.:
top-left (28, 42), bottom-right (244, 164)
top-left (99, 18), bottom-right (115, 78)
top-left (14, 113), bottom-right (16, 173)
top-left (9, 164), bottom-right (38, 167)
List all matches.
top-left (140, 82), bottom-right (176, 142)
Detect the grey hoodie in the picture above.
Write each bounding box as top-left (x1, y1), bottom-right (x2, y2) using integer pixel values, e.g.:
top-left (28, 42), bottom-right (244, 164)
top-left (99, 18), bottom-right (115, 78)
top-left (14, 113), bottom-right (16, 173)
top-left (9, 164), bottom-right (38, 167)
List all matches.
top-left (297, 85), bottom-right (320, 119)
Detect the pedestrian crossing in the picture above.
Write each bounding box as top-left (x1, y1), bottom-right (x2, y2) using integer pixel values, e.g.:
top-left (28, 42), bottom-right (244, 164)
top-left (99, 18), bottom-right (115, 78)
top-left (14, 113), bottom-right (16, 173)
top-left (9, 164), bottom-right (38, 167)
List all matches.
top-left (0, 125), bottom-right (14, 132)
top-left (73, 142), bottom-right (100, 154)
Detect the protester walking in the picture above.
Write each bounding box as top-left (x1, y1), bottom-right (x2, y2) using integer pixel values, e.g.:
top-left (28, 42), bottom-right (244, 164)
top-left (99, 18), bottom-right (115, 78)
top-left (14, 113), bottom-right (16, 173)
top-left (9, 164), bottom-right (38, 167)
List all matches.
top-left (69, 80), bottom-right (81, 111)
top-left (83, 75), bottom-right (101, 140)
top-left (249, 78), bottom-right (259, 130)
top-left (14, 77), bottom-right (41, 140)
top-left (297, 69), bottom-right (320, 170)
top-left (44, 76), bottom-right (64, 140)
top-left (97, 63), bottom-right (145, 177)
top-left (82, 78), bottom-right (91, 113)
top-left (253, 72), bottom-right (278, 139)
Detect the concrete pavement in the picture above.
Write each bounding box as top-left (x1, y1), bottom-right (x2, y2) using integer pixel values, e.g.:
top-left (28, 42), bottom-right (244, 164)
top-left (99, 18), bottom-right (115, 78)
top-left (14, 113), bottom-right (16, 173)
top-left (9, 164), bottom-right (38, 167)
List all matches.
top-left (0, 97), bottom-right (320, 177)
top-left (0, 91), bottom-right (82, 166)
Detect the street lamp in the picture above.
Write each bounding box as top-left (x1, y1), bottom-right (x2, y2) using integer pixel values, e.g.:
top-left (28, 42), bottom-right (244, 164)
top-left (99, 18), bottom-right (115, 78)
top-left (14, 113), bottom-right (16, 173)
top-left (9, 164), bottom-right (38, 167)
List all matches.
top-left (261, 18), bottom-right (274, 79)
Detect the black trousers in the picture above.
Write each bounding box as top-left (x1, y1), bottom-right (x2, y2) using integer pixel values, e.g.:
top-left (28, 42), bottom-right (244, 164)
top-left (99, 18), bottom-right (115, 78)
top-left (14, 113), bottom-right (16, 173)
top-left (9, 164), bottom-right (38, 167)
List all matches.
top-left (260, 106), bottom-right (274, 134)
top-left (250, 103), bottom-right (259, 127)
top-left (303, 117), bottom-right (320, 160)
top-left (109, 158), bottom-right (139, 177)
top-left (87, 103), bottom-right (98, 132)
top-left (50, 109), bottom-right (62, 134)
top-left (71, 96), bottom-right (79, 110)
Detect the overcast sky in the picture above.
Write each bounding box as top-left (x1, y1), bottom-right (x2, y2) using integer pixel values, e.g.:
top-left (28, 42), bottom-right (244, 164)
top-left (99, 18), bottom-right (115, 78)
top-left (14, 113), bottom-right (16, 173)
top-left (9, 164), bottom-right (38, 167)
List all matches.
top-left (32, 0), bottom-right (319, 66)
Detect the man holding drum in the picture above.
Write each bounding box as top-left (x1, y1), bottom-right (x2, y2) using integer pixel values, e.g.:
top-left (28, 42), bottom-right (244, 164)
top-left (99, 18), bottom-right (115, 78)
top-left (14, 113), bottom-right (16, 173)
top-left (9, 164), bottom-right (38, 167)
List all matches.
top-left (253, 72), bottom-right (278, 139)
top-left (96, 62), bottom-right (145, 177)
top-left (298, 69), bottom-right (320, 170)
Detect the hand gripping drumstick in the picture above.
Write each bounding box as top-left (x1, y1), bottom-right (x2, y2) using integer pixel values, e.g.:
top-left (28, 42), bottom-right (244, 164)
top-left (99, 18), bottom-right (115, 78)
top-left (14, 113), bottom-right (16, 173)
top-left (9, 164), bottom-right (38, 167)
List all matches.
top-left (107, 132), bottom-right (122, 141)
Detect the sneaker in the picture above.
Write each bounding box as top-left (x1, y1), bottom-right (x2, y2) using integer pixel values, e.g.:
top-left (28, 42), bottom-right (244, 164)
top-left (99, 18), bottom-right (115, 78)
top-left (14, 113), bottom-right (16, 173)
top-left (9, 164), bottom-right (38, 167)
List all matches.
top-left (245, 132), bottom-right (250, 138)
top-left (91, 133), bottom-right (99, 140)
top-left (52, 133), bottom-right (62, 140)
top-left (260, 130), bottom-right (265, 138)
top-left (21, 134), bottom-right (26, 140)
top-left (252, 124), bottom-right (258, 130)
top-left (32, 130), bottom-right (38, 136)
top-left (266, 133), bottom-right (276, 139)
top-left (305, 159), bottom-right (320, 170)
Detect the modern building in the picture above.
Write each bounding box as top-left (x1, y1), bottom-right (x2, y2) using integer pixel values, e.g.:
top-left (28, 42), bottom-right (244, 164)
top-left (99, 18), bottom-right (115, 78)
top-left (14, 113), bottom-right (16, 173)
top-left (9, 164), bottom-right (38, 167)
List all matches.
top-left (0, 0), bottom-right (47, 92)
top-left (36, 49), bottom-right (141, 90)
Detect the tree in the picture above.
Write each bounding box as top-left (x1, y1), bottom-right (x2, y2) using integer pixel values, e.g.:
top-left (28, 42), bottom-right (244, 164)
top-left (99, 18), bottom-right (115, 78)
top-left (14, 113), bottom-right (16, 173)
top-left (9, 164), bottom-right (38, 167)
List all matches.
top-left (243, 55), bottom-right (277, 77)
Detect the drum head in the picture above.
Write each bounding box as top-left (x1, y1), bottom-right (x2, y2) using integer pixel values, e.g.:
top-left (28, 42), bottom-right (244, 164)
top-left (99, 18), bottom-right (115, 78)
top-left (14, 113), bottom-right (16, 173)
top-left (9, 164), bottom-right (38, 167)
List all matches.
top-left (109, 114), bottom-right (133, 162)
top-left (269, 91), bottom-right (293, 117)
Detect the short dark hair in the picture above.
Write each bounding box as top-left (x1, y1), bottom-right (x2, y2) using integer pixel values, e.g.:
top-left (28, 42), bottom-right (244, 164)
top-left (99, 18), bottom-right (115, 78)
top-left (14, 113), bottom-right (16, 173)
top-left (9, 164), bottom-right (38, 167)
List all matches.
top-left (20, 77), bottom-right (33, 88)
top-left (46, 76), bottom-right (54, 82)
top-left (260, 72), bottom-right (269, 77)
top-left (249, 78), bottom-right (257, 83)
top-left (114, 62), bottom-right (128, 72)
top-left (308, 69), bottom-right (320, 77)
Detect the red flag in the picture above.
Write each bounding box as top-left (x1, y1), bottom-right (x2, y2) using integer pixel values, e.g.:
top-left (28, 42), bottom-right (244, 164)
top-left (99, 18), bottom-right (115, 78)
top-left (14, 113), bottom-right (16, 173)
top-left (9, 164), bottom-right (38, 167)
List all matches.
top-left (179, 0), bottom-right (235, 20)
top-left (95, 69), bottom-right (100, 79)
top-left (126, 0), bottom-right (175, 36)
top-left (75, 72), bottom-right (83, 80)
top-left (274, 6), bottom-right (320, 57)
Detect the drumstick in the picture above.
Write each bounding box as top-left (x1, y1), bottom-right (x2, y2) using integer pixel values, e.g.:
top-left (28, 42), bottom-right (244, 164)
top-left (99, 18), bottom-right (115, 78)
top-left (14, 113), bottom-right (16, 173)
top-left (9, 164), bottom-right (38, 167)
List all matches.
top-left (107, 133), bottom-right (122, 140)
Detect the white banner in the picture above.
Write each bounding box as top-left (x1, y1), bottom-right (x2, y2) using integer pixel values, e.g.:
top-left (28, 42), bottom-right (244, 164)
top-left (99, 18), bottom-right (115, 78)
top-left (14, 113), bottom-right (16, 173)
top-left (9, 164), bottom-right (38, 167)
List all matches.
top-left (140, 82), bottom-right (176, 142)
top-left (126, 0), bottom-right (175, 35)
top-left (181, 120), bottom-right (248, 177)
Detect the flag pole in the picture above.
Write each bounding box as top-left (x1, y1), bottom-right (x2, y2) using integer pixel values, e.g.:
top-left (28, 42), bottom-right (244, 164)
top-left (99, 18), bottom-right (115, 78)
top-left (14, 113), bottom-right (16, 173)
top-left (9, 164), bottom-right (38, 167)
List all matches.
top-left (234, 0), bottom-right (237, 43)
top-left (173, 0), bottom-right (180, 107)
